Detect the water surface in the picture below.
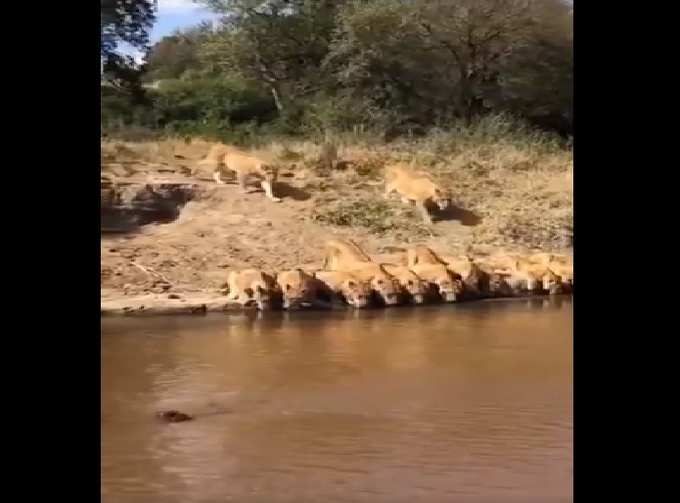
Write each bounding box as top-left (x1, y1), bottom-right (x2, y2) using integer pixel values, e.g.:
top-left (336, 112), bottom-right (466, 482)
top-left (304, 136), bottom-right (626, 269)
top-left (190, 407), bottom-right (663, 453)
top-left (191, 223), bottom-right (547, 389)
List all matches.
top-left (102, 297), bottom-right (573, 503)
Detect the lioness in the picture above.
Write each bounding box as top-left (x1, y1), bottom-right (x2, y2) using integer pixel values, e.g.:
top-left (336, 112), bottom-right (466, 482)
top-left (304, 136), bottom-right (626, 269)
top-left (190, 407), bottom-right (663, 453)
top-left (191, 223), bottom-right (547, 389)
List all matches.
top-left (478, 254), bottom-right (544, 294)
top-left (343, 262), bottom-right (402, 306)
top-left (276, 269), bottom-right (319, 310)
top-left (444, 256), bottom-right (492, 300)
top-left (323, 240), bottom-right (401, 305)
top-left (384, 164), bottom-right (452, 224)
top-left (406, 245), bottom-right (464, 301)
top-left (198, 143), bottom-right (235, 168)
top-left (323, 239), bottom-right (372, 270)
top-left (409, 263), bottom-right (464, 302)
top-left (313, 271), bottom-right (372, 308)
top-left (514, 258), bottom-right (563, 295)
top-left (526, 254), bottom-right (572, 292)
top-left (488, 272), bottom-right (515, 298)
top-left (406, 245), bottom-right (448, 267)
top-left (224, 269), bottom-right (280, 310)
top-left (547, 262), bottom-right (573, 292)
top-left (382, 264), bottom-right (429, 304)
top-left (211, 149), bottom-right (282, 203)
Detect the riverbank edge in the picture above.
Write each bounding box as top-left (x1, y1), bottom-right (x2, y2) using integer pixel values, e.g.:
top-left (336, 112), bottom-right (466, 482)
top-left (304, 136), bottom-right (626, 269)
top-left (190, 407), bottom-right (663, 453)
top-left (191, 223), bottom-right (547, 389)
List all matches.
top-left (100, 290), bottom-right (572, 317)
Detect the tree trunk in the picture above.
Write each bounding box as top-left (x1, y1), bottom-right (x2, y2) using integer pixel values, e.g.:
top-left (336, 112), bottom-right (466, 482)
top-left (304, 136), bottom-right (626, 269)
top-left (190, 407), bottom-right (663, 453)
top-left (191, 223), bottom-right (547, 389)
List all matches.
top-left (270, 84), bottom-right (284, 113)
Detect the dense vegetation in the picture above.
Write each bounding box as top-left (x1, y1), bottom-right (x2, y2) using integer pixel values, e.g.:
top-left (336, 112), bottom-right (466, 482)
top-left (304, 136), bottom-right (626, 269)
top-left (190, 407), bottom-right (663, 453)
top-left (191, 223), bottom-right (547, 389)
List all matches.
top-left (101, 0), bottom-right (573, 143)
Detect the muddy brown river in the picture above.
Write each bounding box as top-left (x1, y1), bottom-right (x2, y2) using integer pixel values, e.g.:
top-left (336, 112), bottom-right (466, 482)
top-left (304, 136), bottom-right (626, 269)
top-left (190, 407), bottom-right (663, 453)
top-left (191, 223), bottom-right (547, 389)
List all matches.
top-left (101, 297), bottom-right (573, 503)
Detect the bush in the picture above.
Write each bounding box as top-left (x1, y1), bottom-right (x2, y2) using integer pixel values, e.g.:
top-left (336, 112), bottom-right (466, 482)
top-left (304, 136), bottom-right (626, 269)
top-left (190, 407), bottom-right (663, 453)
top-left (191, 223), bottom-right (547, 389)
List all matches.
top-left (153, 77), bottom-right (277, 129)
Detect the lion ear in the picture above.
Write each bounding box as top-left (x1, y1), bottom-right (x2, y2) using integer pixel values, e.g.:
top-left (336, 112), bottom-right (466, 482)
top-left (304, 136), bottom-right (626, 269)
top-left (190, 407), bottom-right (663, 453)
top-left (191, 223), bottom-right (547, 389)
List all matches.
top-left (244, 287), bottom-right (254, 297)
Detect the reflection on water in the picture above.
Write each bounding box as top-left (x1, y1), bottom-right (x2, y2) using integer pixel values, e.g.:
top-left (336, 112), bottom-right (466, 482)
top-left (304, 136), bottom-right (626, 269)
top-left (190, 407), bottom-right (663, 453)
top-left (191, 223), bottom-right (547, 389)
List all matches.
top-left (102, 297), bottom-right (573, 503)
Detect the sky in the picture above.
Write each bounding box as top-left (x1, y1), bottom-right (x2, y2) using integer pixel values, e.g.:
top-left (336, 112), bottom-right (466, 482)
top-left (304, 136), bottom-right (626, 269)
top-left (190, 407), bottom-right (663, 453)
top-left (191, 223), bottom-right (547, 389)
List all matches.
top-left (150, 0), bottom-right (220, 42)
top-left (120, 0), bottom-right (220, 63)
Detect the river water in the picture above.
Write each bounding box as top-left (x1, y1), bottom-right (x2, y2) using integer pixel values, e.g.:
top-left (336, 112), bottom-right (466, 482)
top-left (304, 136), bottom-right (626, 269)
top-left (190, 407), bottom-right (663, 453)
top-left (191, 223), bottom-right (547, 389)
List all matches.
top-left (102, 297), bottom-right (573, 503)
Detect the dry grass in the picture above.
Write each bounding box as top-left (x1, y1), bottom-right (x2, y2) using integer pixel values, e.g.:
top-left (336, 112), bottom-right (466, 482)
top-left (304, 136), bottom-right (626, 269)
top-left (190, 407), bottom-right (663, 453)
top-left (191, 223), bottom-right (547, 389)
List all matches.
top-left (101, 122), bottom-right (572, 295)
top-left (262, 128), bottom-right (573, 250)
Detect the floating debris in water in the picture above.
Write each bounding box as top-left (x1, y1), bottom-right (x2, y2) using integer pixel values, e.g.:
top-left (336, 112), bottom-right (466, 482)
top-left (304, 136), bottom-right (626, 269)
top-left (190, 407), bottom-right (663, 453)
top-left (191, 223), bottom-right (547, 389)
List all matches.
top-left (156, 410), bottom-right (193, 423)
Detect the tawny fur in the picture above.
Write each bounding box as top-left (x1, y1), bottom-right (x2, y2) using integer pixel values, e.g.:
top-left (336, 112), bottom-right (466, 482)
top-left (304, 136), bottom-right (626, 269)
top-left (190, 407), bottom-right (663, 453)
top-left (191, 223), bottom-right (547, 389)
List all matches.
top-left (407, 245), bottom-right (448, 267)
top-left (409, 263), bottom-right (463, 302)
top-left (341, 262), bottom-right (402, 306)
top-left (382, 264), bottom-right (429, 304)
top-left (313, 270), bottom-right (372, 308)
top-left (323, 239), bottom-right (373, 270)
top-left (211, 149), bottom-right (282, 202)
top-left (323, 240), bottom-right (401, 305)
top-left (384, 164), bottom-right (452, 224)
top-left (276, 269), bottom-right (318, 309)
top-left (225, 269), bottom-right (280, 309)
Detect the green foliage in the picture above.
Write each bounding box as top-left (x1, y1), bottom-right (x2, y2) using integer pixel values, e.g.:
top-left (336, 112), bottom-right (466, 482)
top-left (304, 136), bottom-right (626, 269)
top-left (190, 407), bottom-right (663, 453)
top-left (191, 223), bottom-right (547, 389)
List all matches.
top-left (101, 0), bottom-right (156, 58)
top-left (153, 77), bottom-right (275, 125)
top-left (144, 24), bottom-right (213, 81)
top-left (101, 0), bottom-right (573, 138)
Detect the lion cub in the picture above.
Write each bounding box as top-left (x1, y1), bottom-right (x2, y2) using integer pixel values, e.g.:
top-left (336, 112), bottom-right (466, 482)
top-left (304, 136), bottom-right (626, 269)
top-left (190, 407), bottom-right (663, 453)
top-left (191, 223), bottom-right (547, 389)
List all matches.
top-left (276, 269), bottom-right (319, 310)
top-left (314, 271), bottom-right (372, 308)
top-left (224, 269), bottom-right (280, 310)
top-left (384, 163), bottom-right (452, 224)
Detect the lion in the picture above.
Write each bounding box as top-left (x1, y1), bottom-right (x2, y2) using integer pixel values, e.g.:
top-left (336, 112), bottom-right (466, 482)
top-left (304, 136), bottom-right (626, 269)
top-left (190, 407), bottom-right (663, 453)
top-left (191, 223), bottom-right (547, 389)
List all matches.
top-left (313, 271), bottom-right (372, 308)
top-left (198, 143), bottom-right (235, 168)
top-left (443, 256), bottom-right (493, 300)
top-left (488, 272), bottom-right (515, 298)
top-left (548, 263), bottom-right (573, 292)
top-left (384, 163), bottom-right (452, 224)
top-left (323, 240), bottom-right (401, 305)
top-left (382, 264), bottom-right (429, 304)
top-left (208, 148), bottom-right (282, 203)
top-left (406, 245), bottom-right (448, 267)
top-left (477, 254), bottom-right (546, 295)
top-left (409, 263), bottom-right (464, 302)
top-left (275, 269), bottom-right (319, 310)
top-left (343, 262), bottom-right (403, 306)
top-left (406, 245), bottom-right (464, 302)
top-left (224, 269), bottom-right (281, 310)
top-left (514, 258), bottom-right (564, 295)
top-left (527, 254), bottom-right (572, 293)
top-left (323, 239), bottom-right (372, 271)
top-left (533, 267), bottom-right (563, 295)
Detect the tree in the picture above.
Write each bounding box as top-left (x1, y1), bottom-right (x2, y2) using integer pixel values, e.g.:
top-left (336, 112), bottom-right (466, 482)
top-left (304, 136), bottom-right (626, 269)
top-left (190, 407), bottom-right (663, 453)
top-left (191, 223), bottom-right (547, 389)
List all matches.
top-left (101, 0), bottom-right (156, 59)
top-left (324, 1), bottom-right (443, 128)
top-left (411, 0), bottom-right (537, 124)
top-left (145, 24), bottom-right (213, 81)
top-left (497, 0), bottom-right (572, 133)
top-left (101, 0), bottom-right (157, 97)
top-left (198, 0), bottom-right (342, 112)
